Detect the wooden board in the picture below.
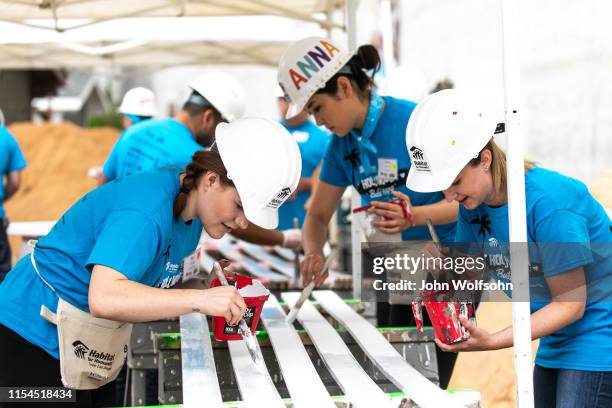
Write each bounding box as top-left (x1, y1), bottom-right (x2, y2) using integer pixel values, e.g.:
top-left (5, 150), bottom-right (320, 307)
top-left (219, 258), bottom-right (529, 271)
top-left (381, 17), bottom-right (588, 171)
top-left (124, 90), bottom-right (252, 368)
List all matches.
top-left (227, 340), bottom-right (285, 408)
top-left (259, 294), bottom-right (335, 408)
top-left (180, 313), bottom-right (223, 408)
top-left (238, 241), bottom-right (295, 278)
top-left (312, 290), bottom-right (466, 408)
top-left (281, 291), bottom-right (394, 408)
top-left (216, 242), bottom-right (288, 282)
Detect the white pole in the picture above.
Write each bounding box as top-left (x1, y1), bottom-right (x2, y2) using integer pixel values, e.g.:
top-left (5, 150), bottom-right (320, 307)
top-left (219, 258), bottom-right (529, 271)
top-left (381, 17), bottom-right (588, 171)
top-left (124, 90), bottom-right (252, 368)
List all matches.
top-left (499, 0), bottom-right (535, 406)
top-left (346, 0), bottom-right (361, 300)
top-left (346, 0), bottom-right (359, 52)
top-left (380, 0), bottom-right (396, 71)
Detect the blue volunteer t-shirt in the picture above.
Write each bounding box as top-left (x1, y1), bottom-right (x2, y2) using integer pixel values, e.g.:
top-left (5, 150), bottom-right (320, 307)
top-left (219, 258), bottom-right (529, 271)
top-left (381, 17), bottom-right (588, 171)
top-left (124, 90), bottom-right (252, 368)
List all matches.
top-left (278, 120), bottom-right (330, 230)
top-left (103, 118), bottom-right (203, 181)
top-left (0, 126), bottom-right (27, 218)
top-left (455, 167), bottom-right (612, 371)
top-left (320, 96), bottom-right (456, 241)
top-left (0, 169), bottom-right (203, 358)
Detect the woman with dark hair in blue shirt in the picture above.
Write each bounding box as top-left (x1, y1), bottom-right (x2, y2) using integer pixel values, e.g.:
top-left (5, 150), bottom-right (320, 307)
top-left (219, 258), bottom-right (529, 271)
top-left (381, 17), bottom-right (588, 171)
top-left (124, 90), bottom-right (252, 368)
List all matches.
top-left (277, 36), bottom-right (459, 388)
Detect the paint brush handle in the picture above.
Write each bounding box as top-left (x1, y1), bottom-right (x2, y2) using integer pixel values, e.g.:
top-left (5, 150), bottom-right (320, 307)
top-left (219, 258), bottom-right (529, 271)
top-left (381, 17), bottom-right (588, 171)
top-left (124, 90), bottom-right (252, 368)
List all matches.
top-left (212, 261), bottom-right (229, 286)
top-left (293, 217), bottom-right (300, 287)
top-left (425, 217), bottom-right (441, 250)
top-left (286, 250), bottom-right (335, 324)
top-left (425, 218), bottom-right (446, 284)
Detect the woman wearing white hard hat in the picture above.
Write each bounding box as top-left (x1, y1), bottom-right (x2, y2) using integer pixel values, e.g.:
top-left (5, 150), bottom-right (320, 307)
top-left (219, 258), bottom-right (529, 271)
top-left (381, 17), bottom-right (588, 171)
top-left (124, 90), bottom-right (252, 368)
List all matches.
top-left (278, 36), bottom-right (460, 387)
top-left (0, 118), bottom-right (301, 406)
top-left (118, 87), bottom-right (158, 129)
top-left (408, 89), bottom-right (612, 407)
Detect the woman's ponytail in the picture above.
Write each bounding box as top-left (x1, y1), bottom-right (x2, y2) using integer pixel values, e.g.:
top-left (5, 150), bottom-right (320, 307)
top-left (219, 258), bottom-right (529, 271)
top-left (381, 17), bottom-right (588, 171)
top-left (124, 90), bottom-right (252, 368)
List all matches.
top-left (316, 44), bottom-right (382, 99)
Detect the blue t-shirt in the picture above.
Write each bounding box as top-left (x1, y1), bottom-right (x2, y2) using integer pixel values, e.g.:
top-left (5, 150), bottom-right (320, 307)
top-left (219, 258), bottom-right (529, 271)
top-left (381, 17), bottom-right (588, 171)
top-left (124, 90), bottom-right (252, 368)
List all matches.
top-left (0, 126), bottom-right (27, 218)
top-left (103, 118), bottom-right (202, 181)
top-left (0, 169), bottom-right (203, 358)
top-left (320, 96), bottom-right (456, 241)
top-left (277, 120), bottom-right (330, 230)
top-left (455, 167), bottom-right (612, 371)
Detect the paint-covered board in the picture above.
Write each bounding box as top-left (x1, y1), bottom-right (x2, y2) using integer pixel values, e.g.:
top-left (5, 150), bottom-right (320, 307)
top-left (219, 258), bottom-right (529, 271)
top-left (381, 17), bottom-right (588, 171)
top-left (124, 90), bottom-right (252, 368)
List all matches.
top-left (312, 291), bottom-right (466, 408)
top-left (259, 294), bottom-right (335, 408)
top-left (216, 242), bottom-right (287, 282)
top-left (180, 313), bottom-right (223, 408)
top-left (227, 340), bottom-right (285, 408)
top-left (237, 241), bottom-right (295, 278)
top-left (281, 292), bottom-right (394, 408)
top-left (272, 246), bottom-right (297, 261)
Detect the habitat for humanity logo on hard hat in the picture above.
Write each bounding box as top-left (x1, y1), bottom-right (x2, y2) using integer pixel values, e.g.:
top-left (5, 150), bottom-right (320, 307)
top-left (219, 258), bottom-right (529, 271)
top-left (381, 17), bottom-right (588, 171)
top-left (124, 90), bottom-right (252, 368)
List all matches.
top-left (278, 36), bottom-right (353, 119)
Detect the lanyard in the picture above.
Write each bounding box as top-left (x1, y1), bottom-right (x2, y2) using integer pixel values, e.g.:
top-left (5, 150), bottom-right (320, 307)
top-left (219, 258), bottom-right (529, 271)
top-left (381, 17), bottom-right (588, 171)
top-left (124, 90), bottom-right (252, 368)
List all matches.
top-left (349, 92), bottom-right (384, 180)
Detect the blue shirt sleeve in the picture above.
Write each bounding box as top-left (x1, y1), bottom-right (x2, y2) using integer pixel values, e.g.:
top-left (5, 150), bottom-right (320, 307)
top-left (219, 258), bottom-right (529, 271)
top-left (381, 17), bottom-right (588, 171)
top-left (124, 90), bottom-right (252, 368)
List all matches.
top-left (319, 139), bottom-right (351, 187)
top-left (87, 209), bottom-right (162, 282)
top-left (6, 134), bottom-right (26, 173)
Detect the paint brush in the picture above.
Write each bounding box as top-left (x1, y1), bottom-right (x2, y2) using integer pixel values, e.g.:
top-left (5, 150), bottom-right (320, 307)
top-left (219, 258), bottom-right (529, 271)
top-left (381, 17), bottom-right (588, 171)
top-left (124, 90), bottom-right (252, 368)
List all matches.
top-left (426, 217), bottom-right (441, 250)
top-left (293, 217), bottom-right (300, 287)
top-left (212, 261), bottom-right (267, 374)
top-left (425, 217), bottom-right (445, 284)
top-left (285, 251), bottom-right (335, 324)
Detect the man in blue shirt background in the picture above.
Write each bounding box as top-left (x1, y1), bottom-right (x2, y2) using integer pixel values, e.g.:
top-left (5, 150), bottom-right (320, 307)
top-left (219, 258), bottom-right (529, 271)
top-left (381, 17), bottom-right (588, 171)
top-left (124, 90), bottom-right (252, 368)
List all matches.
top-left (0, 115), bottom-right (27, 282)
top-left (276, 87), bottom-right (330, 231)
top-left (101, 72), bottom-right (246, 183)
top-left (100, 75), bottom-right (302, 250)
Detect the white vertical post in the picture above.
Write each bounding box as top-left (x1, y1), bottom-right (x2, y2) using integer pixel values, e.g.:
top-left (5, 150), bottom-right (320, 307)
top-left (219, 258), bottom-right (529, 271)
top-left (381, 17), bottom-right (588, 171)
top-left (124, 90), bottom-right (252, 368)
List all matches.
top-left (499, 0), bottom-right (535, 406)
top-left (346, 0), bottom-right (362, 300)
top-left (380, 0), bottom-right (396, 71)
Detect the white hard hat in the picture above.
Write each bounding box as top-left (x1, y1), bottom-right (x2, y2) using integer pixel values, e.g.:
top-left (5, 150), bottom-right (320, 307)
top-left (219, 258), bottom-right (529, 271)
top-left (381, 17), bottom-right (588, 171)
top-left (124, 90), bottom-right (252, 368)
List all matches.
top-left (278, 36), bottom-right (353, 119)
top-left (405, 89), bottom-right (501, 193)
top-left (118, 87), bottom-right (158, 117)
top-left (187, 72), bottom-right (245, 122)
top-left (215, 117), bottom-right (301, 229)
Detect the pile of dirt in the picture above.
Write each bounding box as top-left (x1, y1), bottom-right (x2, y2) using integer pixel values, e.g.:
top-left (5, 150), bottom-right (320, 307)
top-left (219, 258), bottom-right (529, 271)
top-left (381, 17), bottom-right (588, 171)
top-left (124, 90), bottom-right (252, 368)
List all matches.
top-left (4, 122), bottom-right (120, 221)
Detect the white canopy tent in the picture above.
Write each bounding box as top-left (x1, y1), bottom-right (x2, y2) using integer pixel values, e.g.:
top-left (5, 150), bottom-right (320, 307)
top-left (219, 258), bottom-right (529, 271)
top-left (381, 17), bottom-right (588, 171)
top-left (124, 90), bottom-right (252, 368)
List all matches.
top-left (0, 17), bottom-right (297, 69)
top-left (0, 0), bottom-right (345, 31)
top-left (0, 0), bottom-right (344, 68)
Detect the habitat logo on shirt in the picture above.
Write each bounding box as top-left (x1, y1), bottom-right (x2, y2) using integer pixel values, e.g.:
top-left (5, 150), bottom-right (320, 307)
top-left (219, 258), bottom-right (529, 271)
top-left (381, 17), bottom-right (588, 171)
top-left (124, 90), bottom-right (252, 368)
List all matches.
top-left (159, 261), bottom-right (183, 288)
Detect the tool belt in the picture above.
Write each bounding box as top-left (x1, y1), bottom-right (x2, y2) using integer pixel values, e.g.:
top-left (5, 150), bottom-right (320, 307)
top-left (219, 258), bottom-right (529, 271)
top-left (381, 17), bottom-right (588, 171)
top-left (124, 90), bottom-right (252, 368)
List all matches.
top-left (31, 249), bottom-right (132, 390)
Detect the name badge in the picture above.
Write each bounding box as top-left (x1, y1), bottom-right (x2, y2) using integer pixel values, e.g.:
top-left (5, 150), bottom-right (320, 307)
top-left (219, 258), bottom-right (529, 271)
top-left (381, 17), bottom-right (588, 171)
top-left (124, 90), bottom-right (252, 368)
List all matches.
top-left (182, 248), bottom-right (202, 282)
top-left (378, 158), bottom-right (398, 183)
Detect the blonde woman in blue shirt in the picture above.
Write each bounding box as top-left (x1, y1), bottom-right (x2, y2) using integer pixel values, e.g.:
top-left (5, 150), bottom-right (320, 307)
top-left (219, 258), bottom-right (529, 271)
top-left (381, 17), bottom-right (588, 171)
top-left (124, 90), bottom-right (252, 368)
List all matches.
top-left (407, 90), bottom-right (612, 408)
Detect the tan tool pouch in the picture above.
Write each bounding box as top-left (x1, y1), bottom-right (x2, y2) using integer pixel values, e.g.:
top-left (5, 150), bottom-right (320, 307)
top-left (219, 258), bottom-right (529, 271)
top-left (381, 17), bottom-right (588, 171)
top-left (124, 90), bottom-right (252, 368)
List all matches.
top-left (31, 250), bottom-right (132, 390)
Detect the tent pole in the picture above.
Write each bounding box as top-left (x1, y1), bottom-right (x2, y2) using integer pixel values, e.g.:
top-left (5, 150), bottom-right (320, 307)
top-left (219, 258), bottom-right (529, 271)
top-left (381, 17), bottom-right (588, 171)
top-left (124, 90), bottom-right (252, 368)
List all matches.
top-left (346, 0), bottom-right (361, 300)
top-left (380, 0), bottom-right (396, 71)
top-left (500, 0), bottom-right (535, 406)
